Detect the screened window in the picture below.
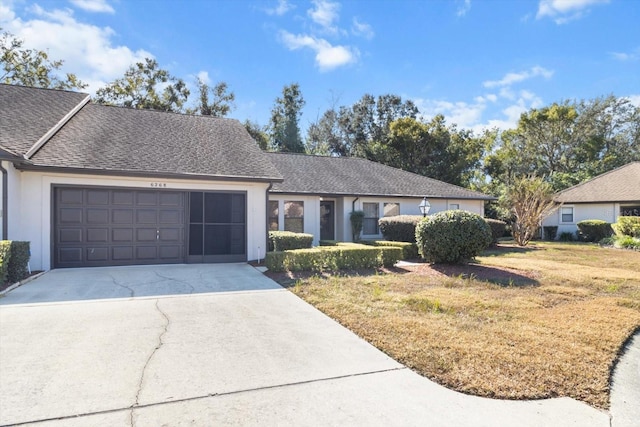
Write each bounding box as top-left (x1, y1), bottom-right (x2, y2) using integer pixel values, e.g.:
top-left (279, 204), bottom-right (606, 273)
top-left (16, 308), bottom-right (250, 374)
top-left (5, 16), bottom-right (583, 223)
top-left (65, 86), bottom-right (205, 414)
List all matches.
top-left (363, 203), bottom-right (379, 235)
top-left (284, 201), bottom-right (304, 233)
top-left (383, 203), bottom-right (400, 217)
top-left (621, 206), bottom-right (640, 216)
top-left (449, 203), bottom-right (460, 210)
top-left (561, 206), bottom-right (574, 223)
top-left (268, 201), bottom-right (279, 231)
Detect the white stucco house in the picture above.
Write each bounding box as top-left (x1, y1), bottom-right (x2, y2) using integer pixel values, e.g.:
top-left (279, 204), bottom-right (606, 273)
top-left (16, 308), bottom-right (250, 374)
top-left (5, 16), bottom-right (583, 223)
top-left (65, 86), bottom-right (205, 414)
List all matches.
top-left (1, 84), bottom-right (494, 271)
top-left (542, 162), bottom-right (640, 236)
top-left (266, 153), bottom-right (494, 246)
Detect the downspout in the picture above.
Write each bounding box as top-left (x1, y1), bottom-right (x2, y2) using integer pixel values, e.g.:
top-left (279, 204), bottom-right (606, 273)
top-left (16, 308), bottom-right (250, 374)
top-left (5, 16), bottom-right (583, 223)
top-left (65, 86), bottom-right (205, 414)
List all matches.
top-left (0, 162), bottom-right (7, 240)
top-left (352, 197), bottom-right (359, 212)
top-left (264, 182), bottom-right (273, 263)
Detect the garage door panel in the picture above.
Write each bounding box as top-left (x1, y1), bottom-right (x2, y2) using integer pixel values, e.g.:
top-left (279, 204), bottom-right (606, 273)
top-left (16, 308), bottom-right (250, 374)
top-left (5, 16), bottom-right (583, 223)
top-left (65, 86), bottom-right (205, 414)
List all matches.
top-left (112, 228), bottom-right (133, 242)
top-left (112, 246), bottom-right (134, 260)
top-left (59, 229), bottom-right (82, 243)
top-left (112, 191), bottom-right (134, 205)
top-left (160, 192), bottom-right (182, 206)
top-left (137, 192), bottom-right (157, 205)
top-left (136, 228), bottom-right (157, 241)
top-left (87, 247), bottom-right (108, 261)
top-left (160, 228), bottom-right (180, 241)
top-left (87, 228), bottom-right (108, 242)
top-left (136, 246), bottom-right (157, 259)
top-left (59, 188), bottom-right (83, 204)
top-left (159, 209), bottom-right (181, 224)
top-left (87, 190), bottom-right (109, 205)
top-left (137, 210), bottom-right (157, 223)
top-left (159, 246), bottom-right (181, 260)
top-left (60, 208), bottom-right (82, 224)
top-left (112, 209), bottom-right (133, 223)
top-left (59, 248), bottom-right (82, 263)
top-left (87, 209), bottom-right (109, 224)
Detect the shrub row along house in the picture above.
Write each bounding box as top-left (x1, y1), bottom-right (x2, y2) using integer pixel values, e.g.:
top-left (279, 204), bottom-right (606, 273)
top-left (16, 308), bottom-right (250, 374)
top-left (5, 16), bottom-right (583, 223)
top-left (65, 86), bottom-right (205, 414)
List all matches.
top-left (542, 162), bottom-right (640, 237)
top-left (0, 84), bottom-right (493, 271)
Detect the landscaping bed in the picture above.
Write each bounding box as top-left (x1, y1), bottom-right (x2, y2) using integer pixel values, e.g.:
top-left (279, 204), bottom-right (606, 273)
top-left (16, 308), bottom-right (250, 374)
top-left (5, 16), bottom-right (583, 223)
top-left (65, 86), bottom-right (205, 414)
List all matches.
top-left (267, 241), bottom-right (640, 409)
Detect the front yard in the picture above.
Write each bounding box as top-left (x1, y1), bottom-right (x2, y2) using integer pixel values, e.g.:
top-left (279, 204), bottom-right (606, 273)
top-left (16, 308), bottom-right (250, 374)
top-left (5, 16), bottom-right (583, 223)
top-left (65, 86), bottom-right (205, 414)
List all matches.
top-left (268, 242), bottom-right (640, 409)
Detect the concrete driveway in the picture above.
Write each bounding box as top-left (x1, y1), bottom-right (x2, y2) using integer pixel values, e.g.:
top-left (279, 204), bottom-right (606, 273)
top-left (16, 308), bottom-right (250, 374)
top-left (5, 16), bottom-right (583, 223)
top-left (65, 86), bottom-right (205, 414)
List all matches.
top-left (0, 264), bottom-right (610, 426)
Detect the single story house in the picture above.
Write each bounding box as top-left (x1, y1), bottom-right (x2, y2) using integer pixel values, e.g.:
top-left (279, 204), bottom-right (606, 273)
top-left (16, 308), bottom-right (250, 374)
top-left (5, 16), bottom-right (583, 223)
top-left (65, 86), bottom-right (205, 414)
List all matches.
top-left (1, 84), bottom-right (494, 271)
top-left (266, 153), bottom-right (495, 245)
top-left (542, 162), bottom-right (640, 236)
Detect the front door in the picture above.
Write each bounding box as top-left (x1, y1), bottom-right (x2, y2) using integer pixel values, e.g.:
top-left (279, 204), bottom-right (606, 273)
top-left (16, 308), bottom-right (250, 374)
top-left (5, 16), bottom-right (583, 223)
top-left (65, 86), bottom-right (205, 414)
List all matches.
top-left (320, 201), bottom-right (335, 241)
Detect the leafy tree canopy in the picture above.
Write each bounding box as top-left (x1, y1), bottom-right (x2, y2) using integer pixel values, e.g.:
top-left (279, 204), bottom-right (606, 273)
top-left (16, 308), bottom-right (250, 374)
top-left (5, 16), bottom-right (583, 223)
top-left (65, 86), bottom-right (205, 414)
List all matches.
top-left (186, 78), bottom-right (235, 117)
top-left (269, 83), bottom-right (306, 153)
top-left (95, 58), bottom-right (189, 112)
top-left (1, 30), bottom-right (86, 90)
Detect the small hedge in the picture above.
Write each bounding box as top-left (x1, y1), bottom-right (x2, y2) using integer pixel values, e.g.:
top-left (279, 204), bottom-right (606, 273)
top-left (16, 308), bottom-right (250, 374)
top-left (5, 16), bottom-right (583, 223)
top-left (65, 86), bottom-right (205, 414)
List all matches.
top-left (484, 218), bottom-right (507, 244)
top-left (378, 215), bottom-right (423, 243)
top-left (415, 210), bottom-right (492, 264)
top-left (613, 216), bottom-right (640, 238)
top-left (0, 241), bottom-right (30, 285)
top-left (558, 231), bottom-right (575, 242)
top-left (577, 220), bottom-right (613, 242)
top-left (361, 240), bottom-right (419, 260)
top-left (265, 246), bottom-right (402, 272)
top-left (268, 231), bottom-right (313, 252)
top-left (543, 226), bottom-right (558, 241)
top-left (0, 241), bottom-right (12, 285)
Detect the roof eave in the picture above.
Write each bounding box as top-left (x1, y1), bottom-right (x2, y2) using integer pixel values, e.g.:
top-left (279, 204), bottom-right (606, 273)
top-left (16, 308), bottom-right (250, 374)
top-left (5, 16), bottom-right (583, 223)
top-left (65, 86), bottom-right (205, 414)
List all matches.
top-left (13, 164), bottom-right (284, 183)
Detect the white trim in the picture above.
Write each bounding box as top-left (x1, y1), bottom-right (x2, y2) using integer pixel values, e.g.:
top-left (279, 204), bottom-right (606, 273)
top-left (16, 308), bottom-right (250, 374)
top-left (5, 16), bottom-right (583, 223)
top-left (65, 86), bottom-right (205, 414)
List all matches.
top-left (25, 95), bottom-right (91, 159)
top-left (560, 205), bottom-right (575, 224)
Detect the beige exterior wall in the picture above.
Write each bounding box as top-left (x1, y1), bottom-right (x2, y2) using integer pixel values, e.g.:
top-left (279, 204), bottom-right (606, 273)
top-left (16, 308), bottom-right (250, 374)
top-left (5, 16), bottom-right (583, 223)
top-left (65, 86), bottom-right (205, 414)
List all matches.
top-left (7, 169), bottom-right (269, 271)
top-left (542, 202), bottom-right (637, 237)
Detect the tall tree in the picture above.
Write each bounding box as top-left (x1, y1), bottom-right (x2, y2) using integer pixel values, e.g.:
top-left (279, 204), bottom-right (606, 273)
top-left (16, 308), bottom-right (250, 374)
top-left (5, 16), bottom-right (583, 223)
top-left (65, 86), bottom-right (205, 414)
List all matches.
top-left (244, 120), bottom-right (269, 151)
top-left (187, 78), bottom-right (235, 117)
top-left (95, 58), bottom-right (189, 112)
top-left (1, 30), bottom-right (86, 90)
top-left (269, 83), bottom-right (306, 152)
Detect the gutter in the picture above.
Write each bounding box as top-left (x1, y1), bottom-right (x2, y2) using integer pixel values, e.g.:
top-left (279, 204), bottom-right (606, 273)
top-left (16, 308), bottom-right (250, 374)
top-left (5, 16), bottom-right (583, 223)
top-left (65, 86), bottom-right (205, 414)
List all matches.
top-left (0, 162), bottom-right (7, 239)
top-left (264, 182), bottom-right (274, 262)
top-left (24, 95), bottom-right (91, 159)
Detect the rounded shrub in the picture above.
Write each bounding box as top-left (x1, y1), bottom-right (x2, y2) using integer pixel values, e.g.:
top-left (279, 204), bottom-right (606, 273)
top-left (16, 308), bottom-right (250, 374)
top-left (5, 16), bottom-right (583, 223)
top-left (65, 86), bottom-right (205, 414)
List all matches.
top-left (576, 220), bottom-right (613, 242)
top-left (484, 218), bottom-right (507, 244)
top-left (415, 210), bottom-right (492, 264)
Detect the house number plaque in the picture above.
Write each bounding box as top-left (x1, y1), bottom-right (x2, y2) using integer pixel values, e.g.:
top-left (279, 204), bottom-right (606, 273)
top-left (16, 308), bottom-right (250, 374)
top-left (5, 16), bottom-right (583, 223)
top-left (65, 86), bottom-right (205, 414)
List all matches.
top-left (150, 182), bottom-right (167, 188)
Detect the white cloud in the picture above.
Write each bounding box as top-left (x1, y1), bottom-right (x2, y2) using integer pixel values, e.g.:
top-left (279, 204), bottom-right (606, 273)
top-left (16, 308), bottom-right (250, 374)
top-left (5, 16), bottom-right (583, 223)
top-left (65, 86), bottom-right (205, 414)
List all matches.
top-left (457, 0), bottom-right (471, 17)
top-left (70, 0), bottom-right (114, 14)
top-left (626, 95), bottom-right (640, 107)
top-left (279, 30), bottom-right (357, 71)
top-left (483, 66), bottom-right (554, 88)
top-left (1, 4), bottom-right (151, 93)
top-left (414, 98), bottom-right (486, 129)
top-left (609, 47), bottom-right (640, 62)
top-left (196, 70), bottom-right (211, 84)
top-left (308, 0), bottom-right (340, 33)
top-left (351, 17), bottom-right (374, 39)
top-left (265, 0), bottom-right (294, 16)
top-left (536, 0), bottom-right (610, 24)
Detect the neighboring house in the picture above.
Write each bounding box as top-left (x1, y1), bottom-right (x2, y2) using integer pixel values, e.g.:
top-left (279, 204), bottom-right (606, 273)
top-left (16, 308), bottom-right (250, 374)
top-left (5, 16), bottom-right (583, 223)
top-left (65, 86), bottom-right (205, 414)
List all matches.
top-left (266, 153), bottom-right (495, 245)
top-left (1, 84), bottom-right (282, 270)
top-left (1, 84), bottom-right (494, 271)
top-left (542, 162), bottom-right (640, 236)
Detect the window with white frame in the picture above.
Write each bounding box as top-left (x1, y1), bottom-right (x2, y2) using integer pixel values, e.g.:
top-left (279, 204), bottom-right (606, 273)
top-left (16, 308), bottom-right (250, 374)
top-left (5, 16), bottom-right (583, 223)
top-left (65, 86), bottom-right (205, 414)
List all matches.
top-left (268, 201), bottom-right (279, 231)
top-left (284, 201), bottom-right (304, 233)
top-left (561, 206), bottom-right (574, 223)
top-left (383, 202), bottom-right (400, 217)
top-left (363, 203), bottom-right (379, 235)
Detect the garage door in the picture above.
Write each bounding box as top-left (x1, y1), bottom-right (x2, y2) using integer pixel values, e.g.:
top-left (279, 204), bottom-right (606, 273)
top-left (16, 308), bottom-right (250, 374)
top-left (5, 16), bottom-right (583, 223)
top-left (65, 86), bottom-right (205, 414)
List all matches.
top-left (54, 187), bottom-right (185, 268)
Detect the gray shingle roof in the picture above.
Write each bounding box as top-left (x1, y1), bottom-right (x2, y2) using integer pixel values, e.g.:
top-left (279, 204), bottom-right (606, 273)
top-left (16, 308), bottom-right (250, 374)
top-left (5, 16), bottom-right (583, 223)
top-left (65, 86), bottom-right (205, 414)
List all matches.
top-left (267, 153), bottom-right (494, 200)
top-left (29, 103), bottom-right (282, 180)
top-left (0, 84), bottom-right (88, 155)
top-left (1, 84), bottom-right (282, 181)
top-left (555, 162), bottom-right (640, 203)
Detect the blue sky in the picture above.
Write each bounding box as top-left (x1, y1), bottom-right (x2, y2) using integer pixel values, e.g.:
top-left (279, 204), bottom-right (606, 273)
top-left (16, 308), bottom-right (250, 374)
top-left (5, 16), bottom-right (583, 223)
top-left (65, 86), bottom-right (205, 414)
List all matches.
top-left (2, 0), bottom-right (638, 133)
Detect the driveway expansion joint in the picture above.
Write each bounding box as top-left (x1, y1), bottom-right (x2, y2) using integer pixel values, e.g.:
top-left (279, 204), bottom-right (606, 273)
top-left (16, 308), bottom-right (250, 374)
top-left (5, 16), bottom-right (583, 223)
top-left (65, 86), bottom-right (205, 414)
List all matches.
top-left (130, 299), bottom-right (170, 427)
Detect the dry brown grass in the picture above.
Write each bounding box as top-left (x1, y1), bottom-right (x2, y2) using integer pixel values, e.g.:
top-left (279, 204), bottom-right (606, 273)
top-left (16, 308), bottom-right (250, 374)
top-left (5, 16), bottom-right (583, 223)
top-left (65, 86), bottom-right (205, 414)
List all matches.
top-left (275, 242), bottom-right (640, 409)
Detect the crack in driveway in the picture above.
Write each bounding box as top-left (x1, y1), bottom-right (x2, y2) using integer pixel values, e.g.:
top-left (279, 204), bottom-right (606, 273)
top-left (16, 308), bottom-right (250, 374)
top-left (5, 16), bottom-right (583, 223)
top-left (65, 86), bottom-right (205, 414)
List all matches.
top-left (108, 274), bottom-right (135, 298)
top-left (130, 299), bottom-right (170, 427)
top-left (154, 271), bottom-right (196, 294)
